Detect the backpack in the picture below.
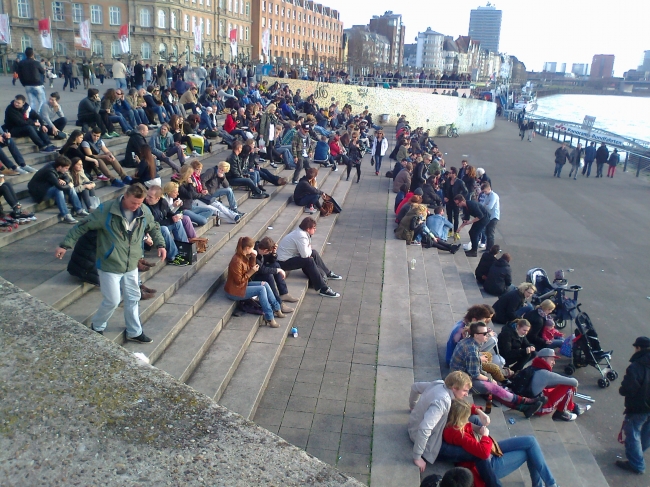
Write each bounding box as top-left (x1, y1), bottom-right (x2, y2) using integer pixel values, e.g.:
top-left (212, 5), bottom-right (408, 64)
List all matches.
top-left (509, 366), bottom-right (538, 398)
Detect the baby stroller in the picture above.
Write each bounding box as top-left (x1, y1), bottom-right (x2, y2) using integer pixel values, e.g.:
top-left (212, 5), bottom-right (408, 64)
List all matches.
top-left (564, 311), bottom-right (617, 388)
top-left (526, 268), bottom-right (582, 329)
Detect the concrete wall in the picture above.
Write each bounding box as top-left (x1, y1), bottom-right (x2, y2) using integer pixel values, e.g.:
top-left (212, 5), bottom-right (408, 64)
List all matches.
top-left (263, 77), bottom-right (496, 135)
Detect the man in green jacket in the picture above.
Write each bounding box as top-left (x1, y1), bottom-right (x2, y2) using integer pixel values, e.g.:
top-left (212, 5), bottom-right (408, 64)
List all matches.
top-left (54, 183), bottom-right (166, 343)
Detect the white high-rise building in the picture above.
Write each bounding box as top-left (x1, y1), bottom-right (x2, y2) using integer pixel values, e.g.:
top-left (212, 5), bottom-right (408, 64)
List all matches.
top-left (415, 27), bottom-right (445, 72)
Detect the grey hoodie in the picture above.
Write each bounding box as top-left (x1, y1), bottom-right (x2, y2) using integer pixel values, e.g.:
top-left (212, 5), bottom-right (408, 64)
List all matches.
top-left (408, 380), bottom-right (454, 463)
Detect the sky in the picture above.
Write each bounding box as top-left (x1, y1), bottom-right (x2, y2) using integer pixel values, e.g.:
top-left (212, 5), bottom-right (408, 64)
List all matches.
top-left (323, 0), bottom-right (650, 77)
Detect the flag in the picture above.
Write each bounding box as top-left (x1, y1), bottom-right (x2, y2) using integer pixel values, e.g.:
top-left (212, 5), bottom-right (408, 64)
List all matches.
top-left (79, 19), bottom-right (91, 49)
top-left (229, 28), bottom-right (237, 58)
top-left (39, 18), bottom-right (52, 49)
top-left (119, 24), bottom-right (129, 53)
top-left (0, 13), bottom-right (10, 44)
top-left (193, 23), bottom-right (202, 53)
top-left (261, 29), bottom-right (270, 59)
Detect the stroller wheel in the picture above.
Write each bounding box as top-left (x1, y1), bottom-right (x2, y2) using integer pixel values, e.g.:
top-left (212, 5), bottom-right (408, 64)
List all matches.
top-left (598, 378), bottom-right (610, 388)
top-left (555, 318), bottom-right (568, 330)
top-left (564, 365), bottom-right (576, 375)
top-left (607, 370), bottom-right (619, 381)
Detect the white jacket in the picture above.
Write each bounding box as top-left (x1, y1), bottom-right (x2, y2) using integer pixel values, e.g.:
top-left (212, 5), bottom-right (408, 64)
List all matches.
top-left (372, 136), bottom-right (389, 156)
top-left (408, 380), bottom-right (454, 463)
top-left (276, 228), bottom-right (312, 261)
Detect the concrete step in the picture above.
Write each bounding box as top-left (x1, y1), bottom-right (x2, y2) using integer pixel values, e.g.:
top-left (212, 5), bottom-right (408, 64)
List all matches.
top-left (218, 175), bottom-right (351, 421)
top-left (186, 170), bottom-right (345, 417)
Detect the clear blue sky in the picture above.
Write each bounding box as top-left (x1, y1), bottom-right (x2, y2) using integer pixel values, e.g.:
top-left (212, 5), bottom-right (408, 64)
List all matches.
top-left (325, 0), bottom-right (650, 76)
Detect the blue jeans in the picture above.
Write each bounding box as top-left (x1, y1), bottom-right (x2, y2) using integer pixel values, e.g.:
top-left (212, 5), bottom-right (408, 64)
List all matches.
top-left (276, 144), bottom-right (295, 168)
top-left (553, 162), bottom-right (564, 177)
top-left (296, 193), bottom-right (320, 208)
top-left (624, 412), bottom-right (650, 473)
top-left (160, 225), bottom-right (179, 261)
top-left (134, 107), bottom-right (149, 124)
top-left (93, 268), bottom-right (142, 338)
top-left (150, 105), bottom-right (168, 124)
top-left (547, 337), bottom-right (565, 348)
top-left (118, 108), bottom-right (138, 128)
top-left (374, 154), bottom-right (383, 172)
top-left (313, 126), bottom-right (332, 138)
top-left (45, 185), bottom-right (82, 216)
top-left (582, 160), bottom-right (594, 176)
top-left (25, 85), bottom-right (46, 113)
top-left (212, 188), bottom-right (238, 210)
top-left (109, 113), bottom-right (133, 133)
top-left (184, 207), bottom-right (211, 226)
top-left (0, 137), bottom-right (27, 168)
top-left (491, 436), bottom-right (556, 487)
top-left (515, 303), bottom-right (534, 318)
top-left (225, 281), bottom-right (280, 321)
top-left (115, 78), bottom-right (126, 89)
top-left (166, 220), bottom-right (188, 243)
top-left (229, 177), bottom-right (261, 194)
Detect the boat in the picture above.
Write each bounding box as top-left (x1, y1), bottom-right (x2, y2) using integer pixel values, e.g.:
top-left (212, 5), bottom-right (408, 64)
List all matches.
top-left (513, 92), bottom-right (538, 113)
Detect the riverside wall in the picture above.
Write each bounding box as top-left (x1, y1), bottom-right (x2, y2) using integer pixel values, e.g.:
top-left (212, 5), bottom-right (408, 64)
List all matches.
top-left (0, 278), bottom-right (362, 487)
top-left (263, 77), bottom-right (496, 135)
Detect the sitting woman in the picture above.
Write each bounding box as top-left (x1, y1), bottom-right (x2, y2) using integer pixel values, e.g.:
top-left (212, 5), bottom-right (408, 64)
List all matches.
top-left (396, 193), bottom-right (423, 225)
top-left (101, 88), bottom-right (134, 134)
top-left (169, 114), bottom-right (196, 155)
top-left (242, 139), bottom-right (286, 187)
top-left (394, 183), bottom-right (410, 213)
top-left (253, 236), bottom-right (297, 314)
top-left (293, 167), bottom-right (323, 213)
top-left (445, 304), bottom-right (496, 366)
top-left (392, 162), bottom-right (413, 193)
top-left (497, 318), bottom-right (536, 372)
top-left (524, 300), bottom-right (564, 351)
top-left (492, 282), bottom-right (536, 324)
top-left (483, 253), bottom-right (514, 297)
top-left (394, 203), bottom-right (427, 244)
top-left (162, 181), bottom-right (197, 240)
top-left (422, 175), bottom-right (442, 207)
top-left (475, 245), bottom-right (500, 285)
top-left (443, 399), bottom-right (558, 487)
top-left (177, 165), bottom-right (241, 224)
top-left (223, 109), bottom-right (248, 140)
top-left (133, 145), bottom-right (160, 188)
top-left (224, 236), bottom-right (285, 328)
top-left (69, 157), bottom-right (97, 210)
top-left (60, 130), bottom-right (116, 185)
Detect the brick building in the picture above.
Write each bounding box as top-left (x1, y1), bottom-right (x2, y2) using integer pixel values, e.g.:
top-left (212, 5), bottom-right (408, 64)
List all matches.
top-left (591, 54), bottom-right (615, 79)
top-left (250, 0), bottom-right (343, 68)
top-left (2, 0), bottom-right (253, 67)
top-left (368, 11), bottom-right (405, 68)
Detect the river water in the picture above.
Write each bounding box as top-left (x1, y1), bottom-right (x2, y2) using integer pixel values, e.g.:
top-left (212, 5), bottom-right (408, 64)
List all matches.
top-left (535, 94), bottom-right (650, 143)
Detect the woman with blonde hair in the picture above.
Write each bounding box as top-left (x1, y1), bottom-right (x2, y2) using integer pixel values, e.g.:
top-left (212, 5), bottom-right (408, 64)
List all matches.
top-left (162, 181), bottom-right (198, 238)
top-left (523, 299), bottom-right (564, 350)
top-left (177, 163), bottom-right (241, 223)
top-left (492, 282), bottom-right (537, 325)
top-left (443, 399), bottom-right (557, 487)
top-left (224, 236), bottom-right (284, 327)
top-left (394, 203), bottom-right (427, 243)
top-left (69, 157), bottom-right (98, 210)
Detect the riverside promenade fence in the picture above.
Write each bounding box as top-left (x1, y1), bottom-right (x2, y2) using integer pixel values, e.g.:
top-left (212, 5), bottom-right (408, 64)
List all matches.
top-left (503, 110), bottom-right (650, 177)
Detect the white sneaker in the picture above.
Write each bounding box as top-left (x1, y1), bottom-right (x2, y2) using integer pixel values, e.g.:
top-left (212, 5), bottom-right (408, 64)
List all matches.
top-left (478, 243), bottom-right (486, 249)
top-left (463, 243), bottom-right (472, 251)
top-left (15, 167), bottom-right (28, 174)
top-left (191, 151), bottom-right (200, 157)
top-left (304, 205), bottom-right (316, 214)
top-left (22, 165), bottom-right (37, 173)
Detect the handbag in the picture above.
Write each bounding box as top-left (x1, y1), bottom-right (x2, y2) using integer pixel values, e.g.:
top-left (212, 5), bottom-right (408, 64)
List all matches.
top-left (189, 237), bottom-right (208, 253)
top-left (320, 199), bottom-right (334, 217)
top-left (322, 193), bottom-right (341, 213)
top-left (490, 436), bottom-right (503, 457)
top-left (370, 155), bottom-right (375, 166)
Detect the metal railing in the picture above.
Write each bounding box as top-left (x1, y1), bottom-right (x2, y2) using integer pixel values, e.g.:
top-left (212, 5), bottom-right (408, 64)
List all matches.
top-left (281, 74), bottom-right (471, 90)
top-left (503, 110), bottom-right (650, 177)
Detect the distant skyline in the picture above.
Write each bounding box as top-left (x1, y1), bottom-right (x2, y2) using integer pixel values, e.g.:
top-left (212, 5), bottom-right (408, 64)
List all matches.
top-left (325, 0), bottom-right (650, 76)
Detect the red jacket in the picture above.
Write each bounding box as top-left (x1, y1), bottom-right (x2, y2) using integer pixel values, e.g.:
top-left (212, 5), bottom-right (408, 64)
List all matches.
top-left (224, 114), bottom-right (237, 133)
top-left (329, 139), bottom-right (342, 157)
top-left (443, 420), bottom-right (493, 487)
top-left (395, 192), bottom-right (414, 215)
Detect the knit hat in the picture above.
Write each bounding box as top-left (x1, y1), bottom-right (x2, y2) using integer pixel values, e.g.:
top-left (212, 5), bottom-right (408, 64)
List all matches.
top-left (413, 188), bottom-right (424, 196)
top-left (633, 337), bottom-right (650, 348)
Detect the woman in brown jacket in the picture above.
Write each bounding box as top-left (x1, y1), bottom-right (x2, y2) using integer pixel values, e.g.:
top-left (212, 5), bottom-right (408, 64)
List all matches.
top-left (224, 236), bottom-right (285, 327)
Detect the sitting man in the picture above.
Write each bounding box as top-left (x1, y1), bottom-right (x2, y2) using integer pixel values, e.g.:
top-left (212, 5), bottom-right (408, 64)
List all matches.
top-left (149, 123), bottom-right (184, 173)
top-left (253, 236), bottom-right (298, 314)
top-left (81, 127), bottom-right (132, 184)
top-left (226, 140), bottom-right (268, 199)
top-left (143, 185), bottom-right (190, 266)
top-left (450, 321), bottom-right (544, 417)
top-left (39, 91), bottom-right (67, 140)
top-left (27, 155), bottom-right (88, 224)
top-left (294, 167), bottom-right (323, 214)
top-left (483, 253), bottom-right (514, 297)
top-left (276, 216), bottom-right (341, 298)
top-left (77, 88), bottom-right (114, 139)
top-left (510, 348), bottom-right (588, 422)
top-left (497, 318), bottom-right (537, 372)
top-left (124, 124), bottom-right (149, 168)
top-left (408, 371), bottom-right (499, 486)
top-left (0, 126), bottom-right (36, 174)
top-left (4, 94), bottom-right (56, 152)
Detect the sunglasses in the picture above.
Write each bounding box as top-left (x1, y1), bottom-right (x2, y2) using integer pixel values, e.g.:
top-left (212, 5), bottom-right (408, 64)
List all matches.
top-left (474, 331), bottom-right (489, 336)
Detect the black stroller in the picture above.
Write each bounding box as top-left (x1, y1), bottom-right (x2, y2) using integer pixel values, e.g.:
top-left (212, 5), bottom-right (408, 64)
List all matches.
top-left (526, 268), bottom-right (582, 329)
top-left (526, 268), bottom-right (617, 387)
top-left (565, 311), bottom-right (617, 388)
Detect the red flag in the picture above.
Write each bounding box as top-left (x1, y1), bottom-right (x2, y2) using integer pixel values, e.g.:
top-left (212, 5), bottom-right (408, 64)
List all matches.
top-left (229, 28), bottom-right (237, 42)
top-left (119, 24), bottom-right (130, 53)
top-left (39, 18), bottom-right (51, 48)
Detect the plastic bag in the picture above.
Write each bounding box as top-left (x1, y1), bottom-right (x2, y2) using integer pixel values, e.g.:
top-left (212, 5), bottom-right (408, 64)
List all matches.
top-left (560, 335), bottom-right (574, 357)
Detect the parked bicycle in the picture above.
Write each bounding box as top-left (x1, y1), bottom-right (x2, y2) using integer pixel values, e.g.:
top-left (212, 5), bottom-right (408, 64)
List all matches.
top-left (446, 123), bottom-right (459, 138)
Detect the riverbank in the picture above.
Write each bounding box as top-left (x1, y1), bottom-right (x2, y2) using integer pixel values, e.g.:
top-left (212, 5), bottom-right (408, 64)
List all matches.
top-left (538, 88), bottom-right (650, 98)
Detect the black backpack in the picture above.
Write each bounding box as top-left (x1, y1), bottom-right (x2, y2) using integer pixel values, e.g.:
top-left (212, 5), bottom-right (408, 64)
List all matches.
top-left (509, 366), bottom-right (538, 398)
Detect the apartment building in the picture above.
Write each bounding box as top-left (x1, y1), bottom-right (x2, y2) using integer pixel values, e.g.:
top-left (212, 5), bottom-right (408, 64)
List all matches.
top-left (2, 0), bottom-right (253, 65)
top-left (250, 0), bottom-right (343, 67)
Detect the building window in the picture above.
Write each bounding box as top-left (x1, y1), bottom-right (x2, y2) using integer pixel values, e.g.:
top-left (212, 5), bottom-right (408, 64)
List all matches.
top-left (228, 0), bottom-right (232, 10)
top-left (172, 44), bottom-right (178, 57)
top-left (140, 8), bottom-right (151, 27)
top-left (159, 42), bottom-right (167, 54)
top-left (171, 11), bottom-right (176, 29)
top-left (219, 20), bottom-right (224, 37)
top-left (245, 26), bottom-right (249, 40)
top-left (262, 0), bottom-right (265, 11)
top-left (206, 19), bottom-right (211, 36)
top-left (191, 16), bottom-right (196, 30)
top-left (291, 24), bottom-right (294, 33)
top-left (141, 42), bottom-right (151, 59)
top-left (90, 5), bottom-right (102, 24)
top-left (109, 6), bottom-right (120, 25)
top-left (274, 35), bottom-right (277, 45)
top-left (20, 34), bottom-right (32, 51)
top-left (261, 17), bottom-right (265, 27)
top-left (280, 21), bottom-right (283, 30)
top-left (157, 9), bottom-right (165, 28)
top-left (239, 25), bottom-right (242, 40)
top-left (274, 20), bottom-right (278, 30)
top-left (207, 0), bottom-right (210, 5)
top-left (52, 1), bottom-right (64, 21)
top-left (280, 37), bottom-right (283, 46)
top-left (72, 3), bottom-right (83, 23)
top-left (274, 4), bottom-right (278, 14)
top-left (17, 0), bottom-right (30, 18)
top-left (92, 39), bottom-right (103, 55)
top-left (245, 1), bottom-right (250, 16)
top-left (111, 40), bottom-right (120, 57)
top-left (240, 0), bottom-right (243, 14)
top-left (234, 0), bottom-right (237, 13)
top-left (184, 14), bottom-right (189, 31)
top-left (55, 39), bottom-right (66, 55)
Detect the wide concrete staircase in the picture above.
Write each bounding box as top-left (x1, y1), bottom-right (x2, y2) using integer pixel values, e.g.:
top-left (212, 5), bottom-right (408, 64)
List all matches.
top-left (370, 155), bottom-right (610, 486)
top-left (0, 123), bottom-right (354, 425)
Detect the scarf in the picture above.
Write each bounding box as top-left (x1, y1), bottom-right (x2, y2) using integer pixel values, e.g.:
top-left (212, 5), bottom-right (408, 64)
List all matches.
top-left (531, 357), bottom-right (553, 371)
top-left (191, 173), bottom-right (203, 193)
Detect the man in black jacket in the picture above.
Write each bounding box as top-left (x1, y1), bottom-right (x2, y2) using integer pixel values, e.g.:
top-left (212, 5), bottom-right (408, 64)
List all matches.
top-left (61, 58), bottom-right (73, 92)
top-left (4, 95), bottom-right (56, 152)
top-left (124, 124), bottom-right (149, 167)
top-left (16, 47), bottom-right (46, 113)
top-left (253, 237), bottom-right (296, 314)
top-left (454, 194), bottom-right (488, 257)
top-left (27, 155), bottom-right (87, 224)
top-left (442, 167), bottom-right (467, 234)
top-left (134, 60), bottom-right (145, 89)
top-left (410, 154), bottom-right (431, 192)
top-left (77, 88), bottom-right (113, 137)
top-left (144, 185), bottom-right (189, 266)
top-left (616, 337), bottom-right (650, 474)
top-left (483, 253), bottom-right (514, 296)
top-left (226, 140), bottom-right (267, 198)
top-left (595, 142), bottom-right (609, 178)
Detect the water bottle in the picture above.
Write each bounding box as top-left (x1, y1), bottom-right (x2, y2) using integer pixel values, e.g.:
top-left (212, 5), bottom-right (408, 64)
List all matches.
top-left (290, 327), bottom-right (298, 338)
top-left (410, 258), bottom-right (416, 270)
top-left (485, 394), bottom-right (492, 415)
top-left (215, 210), bottom-right (221, 227)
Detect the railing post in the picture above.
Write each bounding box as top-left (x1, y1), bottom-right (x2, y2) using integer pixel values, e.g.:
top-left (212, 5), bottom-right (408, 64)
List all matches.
top-left (624, 152), bottom-right (629, 172)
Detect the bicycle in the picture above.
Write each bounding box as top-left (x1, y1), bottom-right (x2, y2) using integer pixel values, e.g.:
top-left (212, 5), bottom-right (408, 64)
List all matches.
top-left (446, 123), bottom-right (459, 138)
top-left (313, 83), bottom-right (328, 100)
